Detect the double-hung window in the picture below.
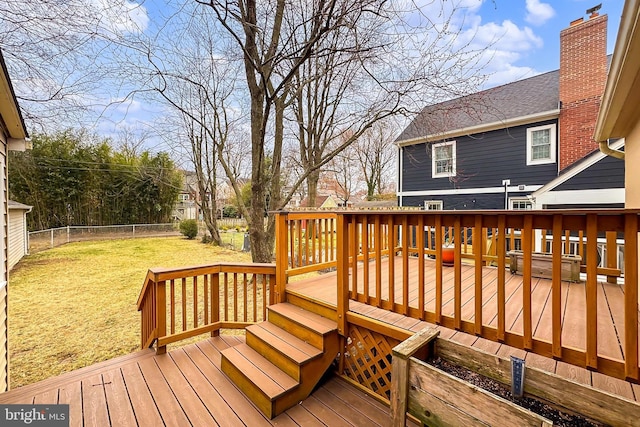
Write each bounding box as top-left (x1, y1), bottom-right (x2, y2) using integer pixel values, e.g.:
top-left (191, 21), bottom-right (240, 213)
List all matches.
top-left (526, 124), bottom-right (556, 165)
top-left (432, 141), bottom-right (456, 178)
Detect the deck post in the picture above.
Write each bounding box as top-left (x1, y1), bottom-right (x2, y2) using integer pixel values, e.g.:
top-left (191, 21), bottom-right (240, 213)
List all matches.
top-left (390, 327), bottom-right (440, 427)
top-left (156, 280), bottom-right (167, 355)
top-left (337, 213), bottom-right (350, 337)
top-left (275, 212), bottom-right (288, 304)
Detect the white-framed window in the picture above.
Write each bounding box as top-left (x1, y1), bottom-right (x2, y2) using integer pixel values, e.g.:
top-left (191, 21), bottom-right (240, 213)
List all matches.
top-left (526, 124), bottom-right (556, 165)
top-left (510, 198), bottom-right (533, 210)
top-left (179, 193), bottom-right (189, 201)
top-left (424, 200), bottom-right (443, 210)
top-left (432, 141), bottom-right (456, 178)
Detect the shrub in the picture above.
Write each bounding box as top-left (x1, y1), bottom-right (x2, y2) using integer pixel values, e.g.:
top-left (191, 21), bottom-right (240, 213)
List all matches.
top-left (201, 234), bottom-right (213, 244)
top-left (179, 219), bottom-right (198, 239)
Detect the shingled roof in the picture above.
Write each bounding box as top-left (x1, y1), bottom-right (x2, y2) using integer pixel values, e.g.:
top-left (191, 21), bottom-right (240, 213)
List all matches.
top-left (396, 69), bottom-right (560, 143)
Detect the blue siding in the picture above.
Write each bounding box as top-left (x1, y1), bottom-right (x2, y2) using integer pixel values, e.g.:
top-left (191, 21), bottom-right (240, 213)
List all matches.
top-left (401, 120), bottom-right (558, 192)
top-left (554, 153), bottom-right (624, 191)
top-left (402, 193), bottom-right (530, 210)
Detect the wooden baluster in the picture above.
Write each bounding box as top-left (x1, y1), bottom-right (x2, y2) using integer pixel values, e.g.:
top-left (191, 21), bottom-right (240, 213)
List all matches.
top-left (337, 214), bottom-right (350, 336)
top-left (351, 217), bottom-right (359, 299)
top-left (454, 216), bottom-right (462, 330)
top-left (402, 215), bottom-right (409, 315)
top-left (182, 277), bottom-right (187, 332)
top-left (624, 213), bottom-right (639, 381)
top-left (435, 216), bottom-right (443, 324)
top-left (212, 273), bottom-right (220, 337)
top-left (375, 215), bottom-right (382, 308)
top-left (388, 215), bottom-right (395, 310)
top-left (297, 219), bottom-right (302, 267)
top-left (156, 280), bottom-right (167, 355)
top-left (363, 215), bottom-right (370, 303)
top-left (311, 218), bottom-right (316, 265)
top-left (552, 215), bottom-right (563, 358)
top-left (585, 214), bottom-right (598, 369)
top-left (497, 216), bottom-right (506, 342)
top-left (418, 215), bottom-right (425, 320)
top-left (233, 273), bottom-right (238, 322)
top-left (193, 275), bottom-right (198, 328)
top-left (224, 273), bottom-right (229, 322)
top-left (170, 279), bottom-right (175, 335)
top-left (243, 273), bottom-right (248, 322)
top-left (474, 216), bottom-right (483, 335)
top-left (204, 274), bottom-right (209, 325)
top-left (522, 215), bottom-right (533, 350)
top-left (253, 274), bottom-right (258, 322)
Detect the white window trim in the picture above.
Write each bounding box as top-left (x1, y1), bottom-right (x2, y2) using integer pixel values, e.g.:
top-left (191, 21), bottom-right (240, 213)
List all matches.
top-left (526, 124), bottom-right (556, 165)
top-left (509, 197), bottom-right (533, 210)
top-left (431, 141), bottom-right (456, 178)
top-left (424, 200), bottom-right (443, 210)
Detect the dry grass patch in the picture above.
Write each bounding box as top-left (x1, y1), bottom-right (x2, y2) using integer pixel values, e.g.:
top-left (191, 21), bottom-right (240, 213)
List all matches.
top-left (9, 236), bottom-right (251, 388)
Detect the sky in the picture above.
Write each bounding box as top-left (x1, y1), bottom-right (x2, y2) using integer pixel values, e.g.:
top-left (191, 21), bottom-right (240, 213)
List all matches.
top-left (105, 0), bottom-right (624, 141)
top-left (469, 0), bottom-right (624, 86)
top-left (4, 0), bottom-right (624, 153)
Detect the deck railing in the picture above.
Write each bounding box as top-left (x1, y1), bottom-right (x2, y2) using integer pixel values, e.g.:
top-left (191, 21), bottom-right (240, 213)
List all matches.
top-left (332, 210), bottom-right (639, 383)
top-left (137, 263), bottom-right (276, 353)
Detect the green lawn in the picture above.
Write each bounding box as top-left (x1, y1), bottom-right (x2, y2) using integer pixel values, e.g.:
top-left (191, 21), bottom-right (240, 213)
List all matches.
top-left (9, 236), bottom-right (252, 388)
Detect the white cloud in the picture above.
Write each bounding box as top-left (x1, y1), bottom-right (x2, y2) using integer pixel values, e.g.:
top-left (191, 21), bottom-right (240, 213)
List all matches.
top-left (525, 0), bottom-right (555, 26)
top-left (92, 0), bottom-right (149, 36)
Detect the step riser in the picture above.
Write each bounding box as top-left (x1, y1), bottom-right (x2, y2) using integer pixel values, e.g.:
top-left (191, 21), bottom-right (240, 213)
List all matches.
top-left (267, 309), bottom-right (324, 350)
top-left (245, 331), bottom-right (301, 381)
top-left (220, 353), bottom-right (274, 418)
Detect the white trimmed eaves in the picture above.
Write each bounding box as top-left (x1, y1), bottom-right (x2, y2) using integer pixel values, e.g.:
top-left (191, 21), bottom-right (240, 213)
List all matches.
top-left (396, 109), bottom-right (560, 147)
top-left (533, 139), bottom-right (625, 197)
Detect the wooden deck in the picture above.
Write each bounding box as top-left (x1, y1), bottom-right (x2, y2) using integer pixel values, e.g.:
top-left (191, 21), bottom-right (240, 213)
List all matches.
top-left (288, 256), bottom-right (640, 403)
top-left (0, 335), bottom-right (406, 427)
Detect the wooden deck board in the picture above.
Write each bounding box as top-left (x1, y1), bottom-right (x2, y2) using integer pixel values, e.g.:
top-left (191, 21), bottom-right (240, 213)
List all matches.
top-left (1, 335), bottom-right (394, 426)
top-left (288, 256), bottom-right (639, 403)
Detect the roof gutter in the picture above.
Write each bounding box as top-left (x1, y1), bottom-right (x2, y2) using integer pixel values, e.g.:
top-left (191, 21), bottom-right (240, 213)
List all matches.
top-left (598, 139), bottom-right (625, 159)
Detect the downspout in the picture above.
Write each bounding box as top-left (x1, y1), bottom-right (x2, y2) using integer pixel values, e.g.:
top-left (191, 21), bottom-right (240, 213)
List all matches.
top-left (599, 139), bottom-right (625, 159)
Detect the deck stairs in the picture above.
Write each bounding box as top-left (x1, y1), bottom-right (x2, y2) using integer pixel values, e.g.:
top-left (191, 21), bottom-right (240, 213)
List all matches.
top-left (220, 302), bottom-right (339, 419)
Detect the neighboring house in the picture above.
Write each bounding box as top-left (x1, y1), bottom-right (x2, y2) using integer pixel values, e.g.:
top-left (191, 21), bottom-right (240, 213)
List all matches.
top-left (8, 201), bottom-right (31, 271)
top-left (173, 171), bottom-right (198, 221)
top-left (595, 0), bottom-right (640, 210)
top-left (299, 195), bottom-right (340, 209)
top-left (396, 11), bottom-right (625, 211)
top-left (0, 49), bottom-right (29, 392)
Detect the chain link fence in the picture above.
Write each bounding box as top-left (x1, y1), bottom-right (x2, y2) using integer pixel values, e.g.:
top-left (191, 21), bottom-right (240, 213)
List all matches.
top-left (29, 223), bottom-right (179, 254)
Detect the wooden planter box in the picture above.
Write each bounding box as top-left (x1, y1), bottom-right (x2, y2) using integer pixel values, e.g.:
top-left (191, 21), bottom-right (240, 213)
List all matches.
top-left (507, 250), bottom-right (581, 282)
top-left (391, 328), bottom-right (640, 427)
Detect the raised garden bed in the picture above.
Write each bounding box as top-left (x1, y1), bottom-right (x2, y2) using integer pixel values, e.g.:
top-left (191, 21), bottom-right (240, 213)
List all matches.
top-left (391, 328), bottom-right (639, 427)
top-left (508, 250), bottom-right (582, 282)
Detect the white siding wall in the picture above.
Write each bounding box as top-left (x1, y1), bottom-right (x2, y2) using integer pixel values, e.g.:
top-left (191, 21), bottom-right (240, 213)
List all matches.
top-left (8, 209), bottom-right (26, 271)
top-left (0, 135), bottom-right (7, 392)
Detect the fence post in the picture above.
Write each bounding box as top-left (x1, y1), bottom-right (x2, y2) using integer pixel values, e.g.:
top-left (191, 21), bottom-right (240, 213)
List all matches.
top-left (133, 225), bottom-right (136, 236)
top-left (156, 280), bottom-right (167, 355)
top-left (50, 229), bottom-right (54, 248)
top-left (336, 213), bottom-right (350, 337)
top-left (67, 226), bottom-right (70, 244)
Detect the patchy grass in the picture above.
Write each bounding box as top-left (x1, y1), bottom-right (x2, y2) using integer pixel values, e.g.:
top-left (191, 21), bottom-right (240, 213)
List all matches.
top-left (9, 236), bottom-right (251, 388)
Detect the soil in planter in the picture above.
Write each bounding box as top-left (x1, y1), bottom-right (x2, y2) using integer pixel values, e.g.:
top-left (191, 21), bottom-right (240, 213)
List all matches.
top-left (428, 357), bottom-right (607, 427)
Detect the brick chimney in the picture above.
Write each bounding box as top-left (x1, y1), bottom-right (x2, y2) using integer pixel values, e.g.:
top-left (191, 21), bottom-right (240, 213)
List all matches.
top-left (558, 12), bottom-right (608, 171)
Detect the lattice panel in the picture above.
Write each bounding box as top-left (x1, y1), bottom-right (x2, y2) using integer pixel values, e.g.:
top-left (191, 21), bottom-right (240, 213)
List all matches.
top-left (342, 324), bottom-right (401, 400)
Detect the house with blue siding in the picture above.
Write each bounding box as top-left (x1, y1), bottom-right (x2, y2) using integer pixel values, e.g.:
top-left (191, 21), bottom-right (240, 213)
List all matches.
top-left (396, 11), bottom-right (624, 211)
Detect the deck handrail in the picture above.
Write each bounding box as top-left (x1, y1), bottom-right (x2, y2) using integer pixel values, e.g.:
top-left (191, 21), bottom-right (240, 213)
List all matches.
top-left (138, 262), bottom-right (276, 353)
top-left (332, 209), bottom-right (640, 383)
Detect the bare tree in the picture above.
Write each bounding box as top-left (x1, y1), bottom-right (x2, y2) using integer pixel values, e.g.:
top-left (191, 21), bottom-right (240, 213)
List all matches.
top-left (0, 1), bottom-right (149, 129)
top-left (353, 120), bottom-right (396, 200)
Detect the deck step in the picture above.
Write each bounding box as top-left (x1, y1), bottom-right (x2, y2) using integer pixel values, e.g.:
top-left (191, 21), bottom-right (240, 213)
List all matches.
top-left (221, 302), bottom-right (339, 419)
top-left (267, 303), bottom-right (337, 350)
top-left (246, 322), bottom-right (322, 381)
top-left (220, 344), bottom-right (298, 417)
